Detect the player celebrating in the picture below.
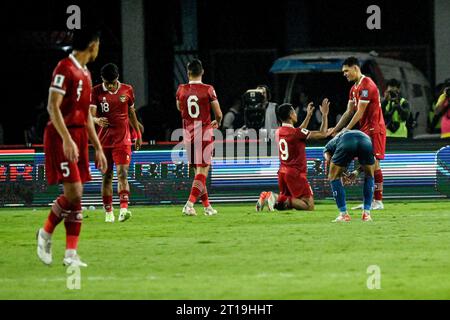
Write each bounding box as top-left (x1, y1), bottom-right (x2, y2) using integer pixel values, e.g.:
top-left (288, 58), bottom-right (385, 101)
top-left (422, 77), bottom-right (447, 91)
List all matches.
top-left (176, 59), bottom-right (223, 216)
top-left (328, 57), bottom-right (386, 210)
top-left (256, 99), bottom-right (330, 212)
top-left (90, 63), bottom-right (142, 223)
top-left (323, 130), bottom-right (375, 222)
top-left (37, 29), bottom-right (107, 267)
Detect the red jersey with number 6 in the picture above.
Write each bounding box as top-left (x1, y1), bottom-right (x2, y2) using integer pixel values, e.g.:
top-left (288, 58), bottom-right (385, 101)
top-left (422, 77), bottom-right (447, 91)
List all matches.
top-left (176, 81), bottom-right (217, 142)
top-left (91, 82), bottom-right (135, 148)
top-left (276, 124), bottom-right (311, 174)
top-left (349, 75), bottom-right (385, 135)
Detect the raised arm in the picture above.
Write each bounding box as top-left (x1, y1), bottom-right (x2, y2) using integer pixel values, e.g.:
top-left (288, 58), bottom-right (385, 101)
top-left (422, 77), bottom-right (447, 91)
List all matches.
top-left (299, 102), bottom-right (314, 129)
top-left (308, 98), bottom-right (330, 140)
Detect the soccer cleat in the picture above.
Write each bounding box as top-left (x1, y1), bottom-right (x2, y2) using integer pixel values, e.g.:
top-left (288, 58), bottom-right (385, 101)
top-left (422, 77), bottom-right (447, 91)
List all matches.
top-left (362, 212), bottom-right (373, 222)
top-left (265, 192), bottom-right (276, 211)
top-left (118, 209), bottom-right (132, 222)
top-left (371, 200), bottom-right (384, 210)
top-left (105, 212), bottom-right (115, 223)
top-left (63, 255), bottom-right (88, 267)
top-left (204, 206), bottom-right (218, 216)
top-left (36, 228), bottom-right (52, 265)
top-left (351, 203), bottom-right (364, 210)
top-left (256, 191), bottom-right (268, 211)
top-left (333, 213), bottom-right (351, 222)
top-left (182, 204), bottom-right (197, 216)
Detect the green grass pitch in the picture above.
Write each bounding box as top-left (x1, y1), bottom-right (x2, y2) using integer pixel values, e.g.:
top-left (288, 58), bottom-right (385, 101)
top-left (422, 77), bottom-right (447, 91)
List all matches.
top-left (0, 200), bottom-right (449, 299)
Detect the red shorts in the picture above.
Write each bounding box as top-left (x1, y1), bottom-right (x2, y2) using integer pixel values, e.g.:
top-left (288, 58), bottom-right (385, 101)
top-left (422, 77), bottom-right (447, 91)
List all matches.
top-left (185, 140), bottom-right (213, 168)
top-left (278, 170), bottom-right (313, 199)
top-left (98, 145), bottom-right (132, 174)
top-left (44, 126), bottom-right (91, 185)
top-left (368, 131), bottom-right (386, 160)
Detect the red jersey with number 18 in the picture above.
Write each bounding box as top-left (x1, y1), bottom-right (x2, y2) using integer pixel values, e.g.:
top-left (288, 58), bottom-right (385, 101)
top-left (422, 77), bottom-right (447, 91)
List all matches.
top-left (276, 124), bottom-right (311, 174)
top-left (91, 82), bottom-right (135, 148)
top-left (176, 81), bottom-right (217, 142)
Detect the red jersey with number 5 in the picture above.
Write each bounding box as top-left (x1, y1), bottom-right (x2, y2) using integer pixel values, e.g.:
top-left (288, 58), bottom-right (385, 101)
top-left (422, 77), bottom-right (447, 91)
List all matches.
top-left (91, 82), bottom-right (135, 148)
top-left (276, 124), bottom-right (311, 174)
top-left (176, 81), bottom-right (217, 142)
top-left (48, 54), bottom-right (92, 127)
top-left (349, 75), bottom-right (385, 135)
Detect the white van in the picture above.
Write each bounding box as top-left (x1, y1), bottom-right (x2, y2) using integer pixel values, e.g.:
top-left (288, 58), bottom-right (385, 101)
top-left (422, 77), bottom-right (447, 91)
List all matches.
top-left (270, 51), bottom-right (432, 136)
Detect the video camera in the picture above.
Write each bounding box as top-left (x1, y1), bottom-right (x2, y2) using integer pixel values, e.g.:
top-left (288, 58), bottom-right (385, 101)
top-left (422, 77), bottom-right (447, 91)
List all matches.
top-left (242, 89), bottom-right (266, 130)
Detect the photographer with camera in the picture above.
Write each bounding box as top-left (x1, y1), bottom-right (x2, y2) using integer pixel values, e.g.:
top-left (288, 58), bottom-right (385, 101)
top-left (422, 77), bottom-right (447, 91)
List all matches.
top-left (381, 79), bottom-right (411, 138)
top-left (435, 86), bottom-right (450, 139)
top-left (257, 85), bottom-right (278, 139)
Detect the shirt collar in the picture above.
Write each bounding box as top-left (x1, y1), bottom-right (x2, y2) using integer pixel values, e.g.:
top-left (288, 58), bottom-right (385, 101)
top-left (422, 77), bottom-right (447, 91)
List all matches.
top-left (189, 80), bottom-right (203, 84)
top-left (282, 123), bottom-right (294, 128)
top-left (102, 81), bottom-right (121, 94)
top-left (69, 53), bottom-right (87, 71)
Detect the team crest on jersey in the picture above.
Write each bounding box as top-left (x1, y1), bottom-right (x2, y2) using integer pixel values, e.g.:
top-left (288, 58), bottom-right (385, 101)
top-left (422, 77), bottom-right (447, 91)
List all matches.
top-left (120, 95), bottom-right (127, 103)
top-left (361, 90), bottom-right (369, 98)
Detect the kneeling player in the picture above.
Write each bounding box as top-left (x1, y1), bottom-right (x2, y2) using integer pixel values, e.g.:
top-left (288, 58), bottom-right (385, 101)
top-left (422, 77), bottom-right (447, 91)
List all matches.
top-left (256, 100), bottom-right (330, 211)
top-left (323, 130), bottom-right (375, 222)
top-left (90, 63), bottom-right (142, 222)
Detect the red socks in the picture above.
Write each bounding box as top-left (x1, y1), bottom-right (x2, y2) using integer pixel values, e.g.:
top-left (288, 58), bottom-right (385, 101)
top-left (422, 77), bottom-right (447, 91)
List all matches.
top-left (374, 169), bottom-right (383, 201)
top-left (188, 174), bottom-right (207, 204)
top-left (119, 190), bottom-right (130, 209)
top-left (43, 195), bottom-right (68, 234)
top-left (102, 195), bottom-right (113, 212)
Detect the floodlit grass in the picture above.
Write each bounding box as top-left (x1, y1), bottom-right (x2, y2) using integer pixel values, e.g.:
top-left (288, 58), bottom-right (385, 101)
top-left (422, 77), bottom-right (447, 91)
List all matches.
top-left (0, 200), bottom-right (449, 299)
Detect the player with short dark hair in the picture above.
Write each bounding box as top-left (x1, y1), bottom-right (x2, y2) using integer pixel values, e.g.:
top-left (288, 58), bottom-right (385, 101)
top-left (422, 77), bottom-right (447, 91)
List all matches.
top-left (256, 99), bottom-right (330, 212)
top-left (37, 28), bottom-right (107, 267)
top-left (176, 59), bottom-right (223, 216)
top-left (323, 130), bottom-right (375, 222)
top-left (328, 56), bottom-right (386, 211)
top-left (90, 63), bottom-right (142, 223)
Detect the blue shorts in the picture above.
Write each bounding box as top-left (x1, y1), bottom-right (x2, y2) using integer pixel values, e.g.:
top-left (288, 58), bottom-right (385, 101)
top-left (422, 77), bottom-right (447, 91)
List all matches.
top-left (330, 131), bottom-right (375, 167)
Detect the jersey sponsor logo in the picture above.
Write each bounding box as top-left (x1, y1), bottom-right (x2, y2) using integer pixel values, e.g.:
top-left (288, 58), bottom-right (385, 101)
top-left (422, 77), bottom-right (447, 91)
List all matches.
top-left (120, 94), bottom-right (127, 103)
top-left (361, 89), bottom-right (369, 98)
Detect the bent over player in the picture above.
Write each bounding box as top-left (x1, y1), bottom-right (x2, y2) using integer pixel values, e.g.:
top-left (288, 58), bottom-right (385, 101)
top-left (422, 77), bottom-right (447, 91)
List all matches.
top-left (176, 59), bottom-right (223, 216)
top-left (37, 29), bottom-right (107, 267)
top-left (256, 99), bottom-right (330, 212)
top-left (323, 130), bottom-right (375, 222)
top-left (90, 63), bottom-right (142, 223)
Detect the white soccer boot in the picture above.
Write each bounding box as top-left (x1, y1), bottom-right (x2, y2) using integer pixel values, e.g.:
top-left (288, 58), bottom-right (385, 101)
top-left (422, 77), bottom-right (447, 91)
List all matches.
top-left (204, 206), bottom-right (218, 216)
top-left (265, 192), bottom-right (276, 211)
top-left (63, 254), bottom-right (88, 267)
top-left (182, 204), bottom-right (197, 216)
top-left (118, 208), bottom-right (132, 222)
top-left (36, 228), bottom-right (52, 265)
top-left (371, 200), bottom-right (384, 210)
top-left (105, 211), bottom-right (115, 223)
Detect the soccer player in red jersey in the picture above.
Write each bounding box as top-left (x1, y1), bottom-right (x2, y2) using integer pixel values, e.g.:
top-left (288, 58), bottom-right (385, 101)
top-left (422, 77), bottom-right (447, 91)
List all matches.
top-left (176, 59), bottom-right (223, 216)
top-left (256, 99), bottom-right (330, 212)
top-left (90, 63), bottom-right (142, 223)
top-left (37, 29), bottom-right (107, 267)
top-left (328, 57), bottom-right (386, 210)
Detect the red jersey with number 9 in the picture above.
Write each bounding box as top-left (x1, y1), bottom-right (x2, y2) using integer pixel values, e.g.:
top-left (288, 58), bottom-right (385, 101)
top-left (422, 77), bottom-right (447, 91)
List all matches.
top-left (48, 54), bottom-right (92, 128)
top-left (176, 81), bottom-right (217, 142)
top-left (276, 124), bottom-right (311, 174)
